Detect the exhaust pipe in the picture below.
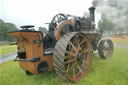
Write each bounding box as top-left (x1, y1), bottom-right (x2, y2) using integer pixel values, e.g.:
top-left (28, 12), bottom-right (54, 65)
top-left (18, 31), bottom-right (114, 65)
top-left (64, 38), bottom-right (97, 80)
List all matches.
top-left (89, 7), bottom-right (96, 22)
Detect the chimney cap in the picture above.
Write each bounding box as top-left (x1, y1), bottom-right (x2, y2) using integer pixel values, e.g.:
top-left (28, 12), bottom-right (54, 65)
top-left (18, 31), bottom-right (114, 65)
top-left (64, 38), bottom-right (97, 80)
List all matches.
top-left (88, 6), bottom-right (96, 10)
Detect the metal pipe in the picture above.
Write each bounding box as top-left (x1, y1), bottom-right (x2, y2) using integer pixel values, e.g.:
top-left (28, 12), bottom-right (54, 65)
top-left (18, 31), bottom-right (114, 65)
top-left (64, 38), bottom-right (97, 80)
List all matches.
top-left (88, 7), bottom-right (96, 22)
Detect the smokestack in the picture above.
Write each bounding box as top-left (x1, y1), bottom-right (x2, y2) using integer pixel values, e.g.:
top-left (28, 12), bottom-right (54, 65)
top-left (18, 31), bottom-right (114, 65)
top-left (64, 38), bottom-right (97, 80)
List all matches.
top-left (89, 7), bottom-right (96, 22)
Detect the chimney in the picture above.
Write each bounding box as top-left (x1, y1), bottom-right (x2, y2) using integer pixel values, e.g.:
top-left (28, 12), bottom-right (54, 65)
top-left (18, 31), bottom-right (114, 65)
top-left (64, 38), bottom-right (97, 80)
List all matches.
top-left (89, 7), bottom-right (96, 22)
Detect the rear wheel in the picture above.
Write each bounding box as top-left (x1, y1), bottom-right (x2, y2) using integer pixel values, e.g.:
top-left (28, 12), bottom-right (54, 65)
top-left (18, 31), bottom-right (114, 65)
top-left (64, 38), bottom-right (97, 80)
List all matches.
top-left (53, 32), bottom-right (92, 82)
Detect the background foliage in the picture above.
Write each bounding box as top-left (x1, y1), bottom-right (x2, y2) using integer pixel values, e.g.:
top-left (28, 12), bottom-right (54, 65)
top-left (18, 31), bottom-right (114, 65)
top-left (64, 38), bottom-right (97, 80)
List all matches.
top-left (0, 19), bottom-right (18, 42)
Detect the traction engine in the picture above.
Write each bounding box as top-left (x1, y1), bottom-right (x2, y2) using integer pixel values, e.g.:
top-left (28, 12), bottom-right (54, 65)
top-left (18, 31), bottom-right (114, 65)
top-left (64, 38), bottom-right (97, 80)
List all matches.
top-left (8, 7), bottom-right (114, 82)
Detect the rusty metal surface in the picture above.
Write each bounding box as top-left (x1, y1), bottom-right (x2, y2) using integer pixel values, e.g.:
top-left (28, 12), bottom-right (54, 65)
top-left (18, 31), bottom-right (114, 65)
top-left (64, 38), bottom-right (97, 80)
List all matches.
top-left (53, 32), bottom-right (92, 82)
top-left (55, 20), bottom-right (74, 40)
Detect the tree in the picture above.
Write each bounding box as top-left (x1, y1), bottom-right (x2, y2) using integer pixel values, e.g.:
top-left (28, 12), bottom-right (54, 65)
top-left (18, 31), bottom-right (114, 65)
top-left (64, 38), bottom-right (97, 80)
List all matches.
top-left (105, 0), bottom-right (128, 35)
top-left (0, 19), bottom-right (18, 41)
top-left (98, 15), bottom-right (115, 35)
top-left (124, 9), bottom-right (128, 34)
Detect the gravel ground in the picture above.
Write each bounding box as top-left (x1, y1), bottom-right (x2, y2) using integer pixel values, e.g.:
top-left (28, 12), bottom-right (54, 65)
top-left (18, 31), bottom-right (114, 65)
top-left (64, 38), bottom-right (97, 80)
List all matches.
top-left (0, 51), bottom-right (17, 64)
top-left (114, 43), bottom-right (128, 49)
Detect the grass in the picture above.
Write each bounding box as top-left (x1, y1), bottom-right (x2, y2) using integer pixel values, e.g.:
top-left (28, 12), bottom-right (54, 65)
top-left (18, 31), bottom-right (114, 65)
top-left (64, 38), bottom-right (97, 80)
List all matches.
top-left (0, 47), bottom-right (128, 85)
top-left (0, 45), bottom-right (17, 56)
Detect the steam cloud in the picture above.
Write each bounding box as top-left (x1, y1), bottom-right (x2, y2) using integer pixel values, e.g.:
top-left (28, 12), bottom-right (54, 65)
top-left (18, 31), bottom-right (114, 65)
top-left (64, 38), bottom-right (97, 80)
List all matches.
top-left (92, 0), bottom-right (128, 33)
top-left (83, 0), bottom-right (103, 17)
top-left (92, 0), bottom-right (103, 7)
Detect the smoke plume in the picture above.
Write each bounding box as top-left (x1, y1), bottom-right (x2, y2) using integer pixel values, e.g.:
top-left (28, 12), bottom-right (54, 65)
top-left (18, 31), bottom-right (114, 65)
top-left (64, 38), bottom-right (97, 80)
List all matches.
top-left (92, 0), bottom-right (103, 7)
top-left (93, 0), bottom-right (128, 33)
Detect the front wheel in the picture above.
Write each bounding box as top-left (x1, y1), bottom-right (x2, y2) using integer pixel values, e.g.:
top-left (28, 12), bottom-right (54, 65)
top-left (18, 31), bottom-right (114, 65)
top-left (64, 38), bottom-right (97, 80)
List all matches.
top-left (98, 39), bottom-right (114, 59)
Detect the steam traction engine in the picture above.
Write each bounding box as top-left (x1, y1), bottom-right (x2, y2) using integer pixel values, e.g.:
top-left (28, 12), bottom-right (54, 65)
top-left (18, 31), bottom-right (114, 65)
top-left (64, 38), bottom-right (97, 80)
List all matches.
top-left (8, 7), bottom-right (114, 82)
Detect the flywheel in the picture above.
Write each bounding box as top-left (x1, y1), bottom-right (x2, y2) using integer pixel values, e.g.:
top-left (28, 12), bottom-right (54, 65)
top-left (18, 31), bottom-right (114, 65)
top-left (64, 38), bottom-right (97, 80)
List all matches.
top-left (53, 32), bottom-right (92, 82)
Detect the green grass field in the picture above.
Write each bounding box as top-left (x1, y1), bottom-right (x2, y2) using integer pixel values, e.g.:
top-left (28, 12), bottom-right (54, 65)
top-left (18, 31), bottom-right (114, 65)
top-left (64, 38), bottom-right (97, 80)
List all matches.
top-left (0, 47), bottom-right (128, 85)
top-left (0, 45), bottom-right (17, 56)
top-left (0, 38), bottom-right (128, 85)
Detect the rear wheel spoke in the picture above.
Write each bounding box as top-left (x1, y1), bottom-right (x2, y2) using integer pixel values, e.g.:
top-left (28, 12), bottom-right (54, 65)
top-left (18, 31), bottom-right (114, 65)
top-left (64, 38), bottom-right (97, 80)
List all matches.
top-left (81, 49), bottom-right (88, 54)
top-left (74, 34), bottom-right (79, 43)
top-left (77, 65), bottom-right (83, 73)
top-left (72, 68), bottom-right (76, 78)
top-left (64, 55), bottom-right (73, 59)
top-left (79, 40), bottom-right (86, 46)
top-left (66, 51), bottom-right (76, 57)
top-left (66, 64), bottom-right (70, 74)
top-left (70, 61), bottom-right (77, 70)
top-left (82, 60), bottom-right (88, 64)
top-left (69, 41), bottom-right (77, 52)
top-left (76, 40), bottom-right (80, 47)
top-left (64, 59), bottom-right (76, 64)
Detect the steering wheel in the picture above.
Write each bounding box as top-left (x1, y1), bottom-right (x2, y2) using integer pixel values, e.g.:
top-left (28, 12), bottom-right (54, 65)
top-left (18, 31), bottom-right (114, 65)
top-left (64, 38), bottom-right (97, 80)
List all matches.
top-left (51, 13), bottom-right (68, 24)
top-left (20, 25), bottom-right (35, 30)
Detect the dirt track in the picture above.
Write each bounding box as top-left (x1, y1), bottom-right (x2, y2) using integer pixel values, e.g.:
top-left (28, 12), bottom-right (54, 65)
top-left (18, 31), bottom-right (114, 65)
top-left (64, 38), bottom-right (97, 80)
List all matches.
top-left (111, 36), bottom-right (128, 48)
top-left (0, 51), bottom-right (17, 64)
top-left (114, 43), bottom-right (128, 49)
